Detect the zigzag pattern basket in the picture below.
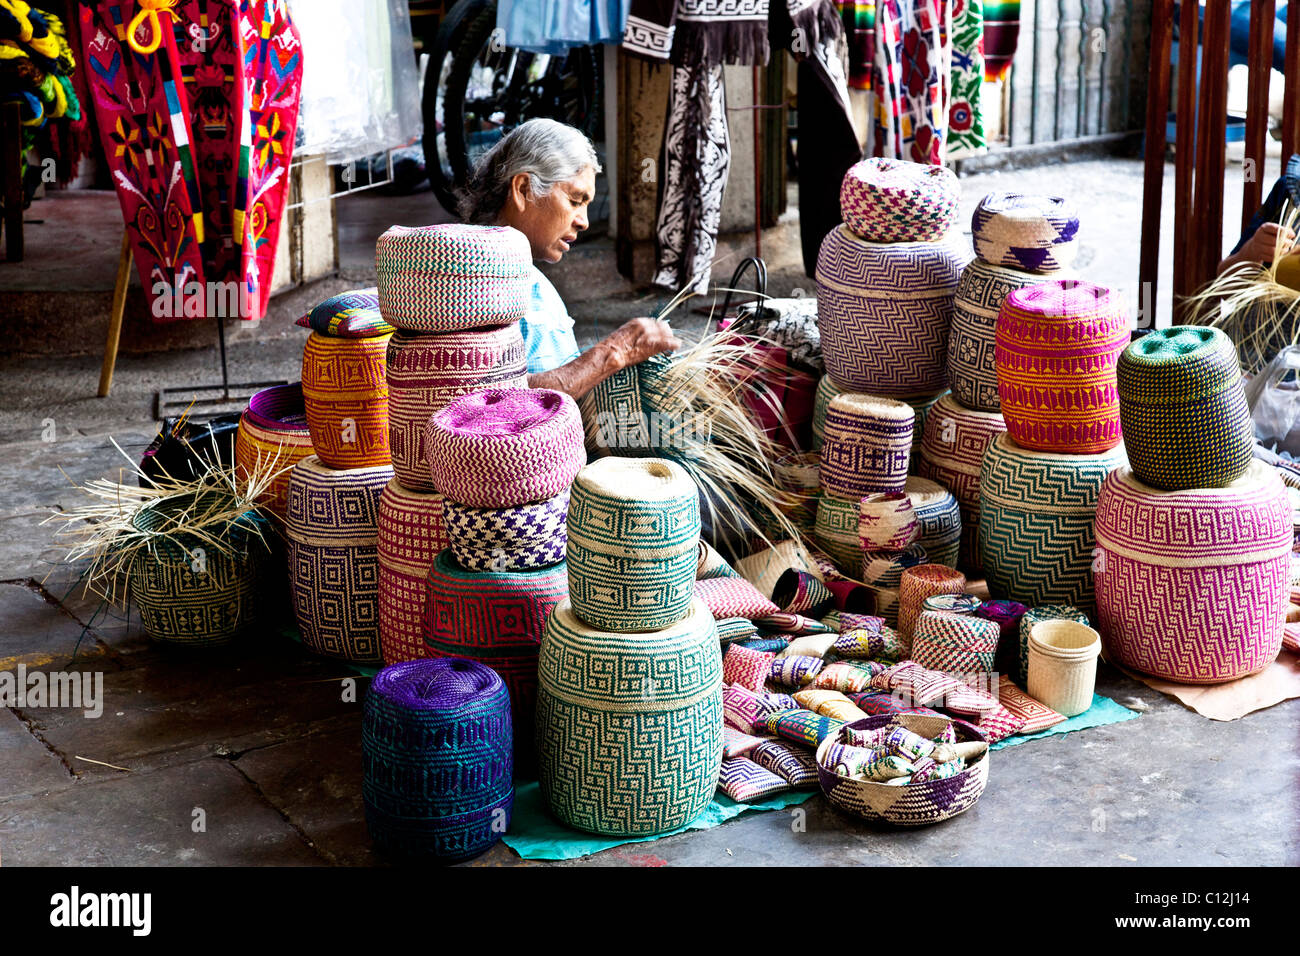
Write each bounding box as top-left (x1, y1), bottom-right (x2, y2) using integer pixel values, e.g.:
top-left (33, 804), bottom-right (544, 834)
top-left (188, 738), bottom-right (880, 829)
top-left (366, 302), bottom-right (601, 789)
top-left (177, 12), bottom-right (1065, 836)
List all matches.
top-left (302, 331), bottom-right (393, 469)
top-left (536, 598), bottom-right (723, 836)
top-left (386, 325), bottom-right (527, 491)
top-left (839, 157), bottom-right (960, 243)
top-left (819, 393), bottom-right (914, 499)
top-left (994, 280), bottom-right (1129, 453)
top-left (235, 383), bottom-right (314, 520)
top-left (362, 658), bottom-right (513, 862)
top-left (566, 457), bottom-right (701, 632)
top-left (1094, 461), bottom-right (1291, 683)
top-left (918, 394), bottom-right (1007, 569)
top-left (286, 456), bottom-right (394, 664)
top-left (378, 478), bottom-right (449, 665)
top-left (971, 192), bottom-right (1080, 273)
top-left (816, 225), bottom-right (969, 397)
top-left (427, 388), bottom-right (586, 508)
top-left (1116, 326), bottom-right (1255, 491)
top-left (423, 549), bottom-right (568, 767)
top-left (947, 259), bottom-right (1071, 412)
top-left (978, 433), bottom-right (1126, 618)
top-left (906, 476), bottom-right (962, 569)
top-left (130, 503), bottom-right (267, 646)
top-left (816, 714), bottom-right (989, 826)
top-left (375, 223), bottom-right (531, 332)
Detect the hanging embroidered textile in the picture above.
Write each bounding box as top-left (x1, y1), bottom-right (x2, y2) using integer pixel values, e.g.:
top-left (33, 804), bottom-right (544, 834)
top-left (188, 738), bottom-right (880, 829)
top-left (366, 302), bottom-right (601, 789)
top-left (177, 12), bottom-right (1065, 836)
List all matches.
top-left (860, 0), bottom-right (952, 164)
top-left (78, 0), bottom-right (301, 322)
top-left (946, 0), bottom-right (984, 157)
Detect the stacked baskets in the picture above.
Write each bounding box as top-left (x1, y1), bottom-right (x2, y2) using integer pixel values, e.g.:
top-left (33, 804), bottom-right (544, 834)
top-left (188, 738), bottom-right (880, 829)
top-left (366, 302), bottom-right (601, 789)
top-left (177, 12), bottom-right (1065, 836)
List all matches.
top-left (422, 387), bottom-right (585, 766)
top-left (976, 280), bottom-right (1129, 664)
top-left (923, 193), bottom-right (1080, 568)
top-left (536, 457), bottom-right (724, 836)
top-left (372, 225), bottom-right (532, 667)
top-left (1095, 328), bottom-right (1288, 683)
top-left (816, 159), bottom-right (965, 469)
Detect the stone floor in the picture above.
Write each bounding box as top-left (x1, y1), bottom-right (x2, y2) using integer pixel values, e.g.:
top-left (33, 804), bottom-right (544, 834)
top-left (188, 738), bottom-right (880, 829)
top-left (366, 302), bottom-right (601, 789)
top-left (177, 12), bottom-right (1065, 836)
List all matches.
top-left (1, 152), bottom-right (1298, 866)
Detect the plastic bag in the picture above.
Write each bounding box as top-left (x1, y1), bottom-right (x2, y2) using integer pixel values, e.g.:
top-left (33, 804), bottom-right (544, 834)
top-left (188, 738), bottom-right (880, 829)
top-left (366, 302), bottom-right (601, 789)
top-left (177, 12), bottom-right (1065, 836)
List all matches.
top-left (1246, 345), bottom-right (1300, 456)
top-left (289, 0), bottom-right (423, 162)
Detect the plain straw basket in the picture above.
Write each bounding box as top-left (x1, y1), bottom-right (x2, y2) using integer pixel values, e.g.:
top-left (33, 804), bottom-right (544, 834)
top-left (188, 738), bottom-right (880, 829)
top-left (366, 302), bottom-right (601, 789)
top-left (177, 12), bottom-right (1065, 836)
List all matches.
top-left (1027, 620), bottom-right (1101, 717)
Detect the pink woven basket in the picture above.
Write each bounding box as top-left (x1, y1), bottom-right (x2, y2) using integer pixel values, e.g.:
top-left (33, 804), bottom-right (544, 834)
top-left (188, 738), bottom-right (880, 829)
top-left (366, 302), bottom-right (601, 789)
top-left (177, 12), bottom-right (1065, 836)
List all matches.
top-left (378, 478), bottom-right (450, 665)
top-left (426, 387), bottom-right (586, 508)
top-left (1094, 461), bottom-right (1291, 683)
top-left (386, 325), bottom-right (528, 491)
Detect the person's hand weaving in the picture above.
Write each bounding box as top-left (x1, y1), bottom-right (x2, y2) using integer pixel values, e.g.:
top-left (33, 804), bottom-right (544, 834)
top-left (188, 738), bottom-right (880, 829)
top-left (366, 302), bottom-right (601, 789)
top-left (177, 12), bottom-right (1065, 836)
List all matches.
top-left (1219, 221), bottom-right (1298, 275)
top-left (606, 317), bottom-right (682, 367)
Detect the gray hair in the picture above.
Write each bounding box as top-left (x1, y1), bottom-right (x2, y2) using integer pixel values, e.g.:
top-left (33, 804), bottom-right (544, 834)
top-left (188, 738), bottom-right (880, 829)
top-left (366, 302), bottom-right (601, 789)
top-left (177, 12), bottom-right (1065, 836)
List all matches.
top-left (458, 118), bottom-right (601, 224)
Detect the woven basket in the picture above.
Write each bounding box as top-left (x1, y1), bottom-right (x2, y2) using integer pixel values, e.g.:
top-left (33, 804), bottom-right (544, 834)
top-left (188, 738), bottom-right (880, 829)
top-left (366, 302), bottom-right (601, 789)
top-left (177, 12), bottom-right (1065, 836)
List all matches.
top-left (911, 610), bottom-right (1000, 681)
top-left (1026, 620), bottom-right (1100, 718)
top-left (858, 492), bottom-right (919, 552)
top-left (1016, 605), bottom-right (1090, 686)
top-left (443, 489), bottom-right (569, 572)
top-left (1094, 461), bottom-right (1291, 683)
top-left (861, 543), bottom-right (930, 592)
top-left (816, 225), bottom-right (969, 397)
top-left (423, 549), bottom-right (568, 767)
top-left (978, 433), bottom-right (1126, 617)
top-left (426, 387), bottom-right (586, 508)
top-left (566, 457), bottom-right (701, 632)
top-left (995, 280), bottom-right (1129, 454)
top-left (235, 383), bottom-right (314, 520)
top-left (362, 658), bottom-right (513, 861)
top-left (735, 539), bottom-right (824, 600)
top-left (898, 564), bottom-right (967, 639)
top-left (1116, 326), bottom-right (1254, 491)
top-left (922, 593), bottom-right (982, 616)
top-left (378, 478), bottom-right (449, 665)
top-left (971, 192), bottom-right (1080, 273)
top-left (386, 325), bottom-right (528, 491)
top-left (130, 501), bottom-right (267, 646)
top-left (301, 331), bottom-right (393, 469)
top-left (947, 259), bottom-right (1073, 412)
top-left (811, 374), bottom-right (844, 452)
top-left (839, 158), bottom-right (960, 243)
top-left (906, 476), bottom-right (962, 569)
top-left (375, 223), bottom-right (531, 332)
top-left (814, 493), bottom-right (866, 574)
top-left (917, 394), bottom-right (1007, 569)
top-left (819, 393), bottom-right (914, 499)
top-left (285, 455), bottom-right (394, 664)
top-left (816, 714), bottom-right (989, 826)
top-left (536, 598), bottom-right (723, 836)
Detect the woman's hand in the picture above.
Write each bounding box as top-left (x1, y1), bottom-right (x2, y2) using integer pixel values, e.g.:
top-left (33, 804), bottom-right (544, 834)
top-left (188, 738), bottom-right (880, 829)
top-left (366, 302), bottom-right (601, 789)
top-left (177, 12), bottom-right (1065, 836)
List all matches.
top-left (1236, 222), bottom-right (1297, 267)
top-left (605, 317), bottom-right (682, 367)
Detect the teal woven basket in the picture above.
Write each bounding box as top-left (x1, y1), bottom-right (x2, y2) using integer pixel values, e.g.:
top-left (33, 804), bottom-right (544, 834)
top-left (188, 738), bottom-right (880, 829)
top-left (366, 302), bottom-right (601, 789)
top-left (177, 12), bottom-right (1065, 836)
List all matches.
top-left (566, 456), bottom-right (701, 632)
top-left (977, 433), bottom-right (1126, 617)
top-left (1116, 327), bottom-right (1254, 491)
top-left (536, 598), bottom-right (724, 836)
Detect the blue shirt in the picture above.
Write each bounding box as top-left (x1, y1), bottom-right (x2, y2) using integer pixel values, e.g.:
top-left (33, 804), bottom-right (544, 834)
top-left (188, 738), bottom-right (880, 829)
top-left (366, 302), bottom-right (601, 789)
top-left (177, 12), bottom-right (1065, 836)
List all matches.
top-left (521, 266), bottom-right (582, 374)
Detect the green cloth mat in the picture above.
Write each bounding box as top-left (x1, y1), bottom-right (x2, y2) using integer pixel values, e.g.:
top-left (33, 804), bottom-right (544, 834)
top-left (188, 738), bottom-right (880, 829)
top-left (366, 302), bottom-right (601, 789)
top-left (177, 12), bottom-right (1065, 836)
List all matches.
top-left (990, 693), bottom-right (1139, 750)
top-left (502, 781), bottom-right (816, 861)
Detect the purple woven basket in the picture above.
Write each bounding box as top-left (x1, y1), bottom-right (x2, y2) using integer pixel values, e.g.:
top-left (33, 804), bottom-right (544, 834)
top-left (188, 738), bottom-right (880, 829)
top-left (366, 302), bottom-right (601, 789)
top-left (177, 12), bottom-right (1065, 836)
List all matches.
top-left (815, 713), bottom-right (989, 827)
top-left (245, 382), bottom-right (310, 431)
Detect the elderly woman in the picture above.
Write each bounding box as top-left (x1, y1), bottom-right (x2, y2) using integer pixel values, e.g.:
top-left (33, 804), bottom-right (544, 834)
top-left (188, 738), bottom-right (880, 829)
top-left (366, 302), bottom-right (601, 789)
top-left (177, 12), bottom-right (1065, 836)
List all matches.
top-left (460, 118), bottom-right (680, 399)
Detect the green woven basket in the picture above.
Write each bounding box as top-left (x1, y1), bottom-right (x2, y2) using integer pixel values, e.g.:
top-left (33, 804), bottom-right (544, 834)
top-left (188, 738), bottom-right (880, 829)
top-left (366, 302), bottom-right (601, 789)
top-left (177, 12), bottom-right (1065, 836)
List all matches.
top-left (129, 500), bottom-right (268, 647)
top-left (1116, 327), bottom-right (1254, 491)
top-left (536, 598), bottom-right (723, 836)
